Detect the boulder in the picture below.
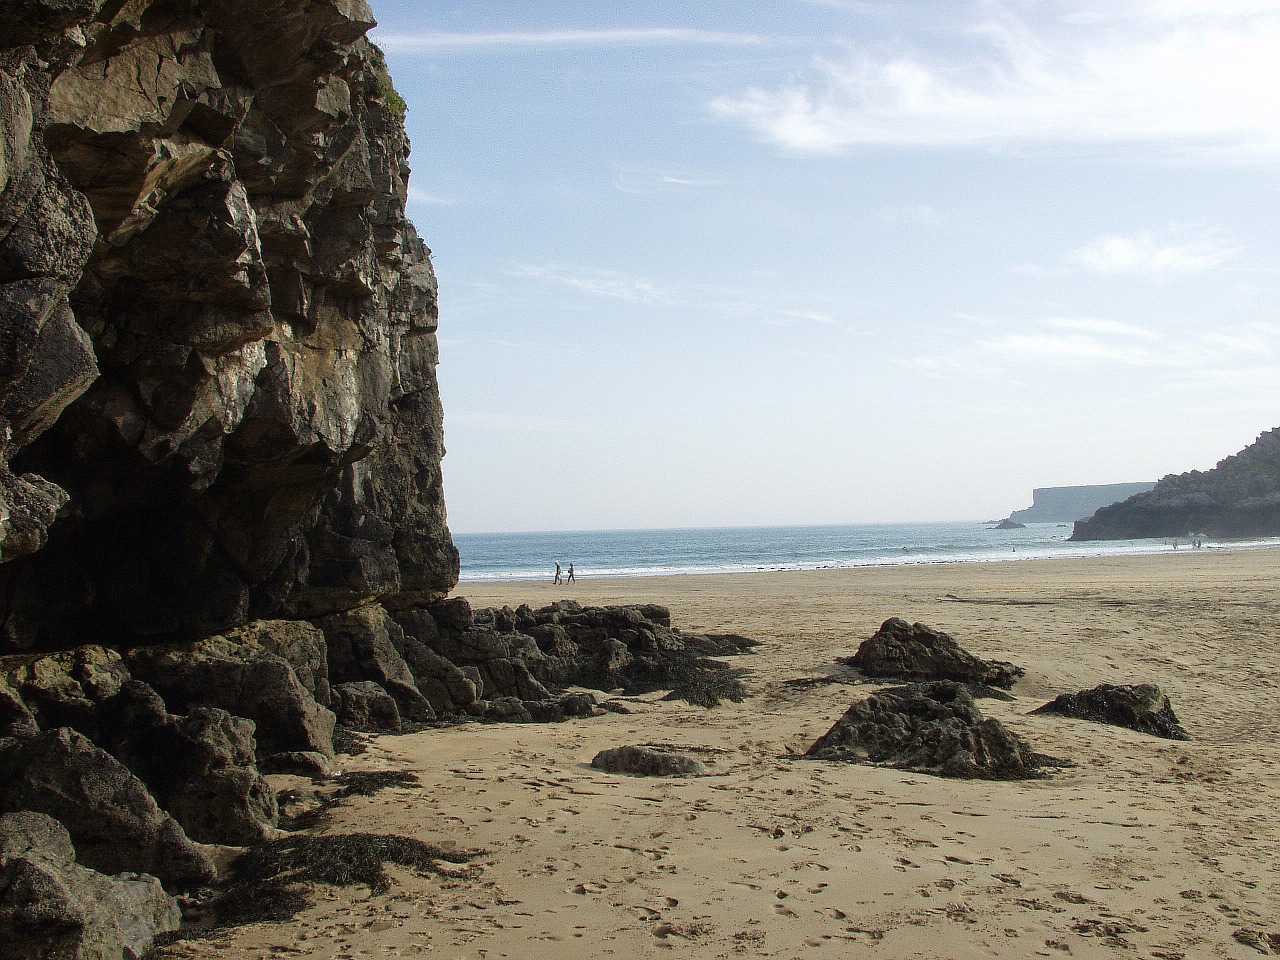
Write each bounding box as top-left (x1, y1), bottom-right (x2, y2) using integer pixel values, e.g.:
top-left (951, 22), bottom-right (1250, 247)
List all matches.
top-left (590, 746), bottom-right (706, 778)
top-left (223, 620), bottom-right (331, 707)
top-left (127, 637), bottom-right (335, 758)
top-left (168, 767), bottom-right (277, 847)
top-left (97, 681), bottom-right (277, 845)
top-left (1, 646), bottom-right (129, 739)
top-left (389, 615), bottom-right (479, 714)
top-left (1031, 683), bottom-right (1189, 740)
top-left (846, 618), bottom-right (1024, 690)
top-left (424, 597), bottom-right (473, 632)
top-left (806, 681), bottom-right (1041, 780)
top-left (0, 811), bottom-right (181, 960)
top-left (331, 681), bottom-right (401, 732)
top-left (0, 727), bottom-right (215, 886)
top-left (317, 605), bottom-right (434, 722)
top-left (257, 751), bottom-right (334, 777)
top-left (481, 693), bottom-right (597, 724)
top-left (0, 684), bottom-right (37, 739)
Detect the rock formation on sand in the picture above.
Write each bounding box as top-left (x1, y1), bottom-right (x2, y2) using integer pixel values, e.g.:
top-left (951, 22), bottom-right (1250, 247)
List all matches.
top-left (591, 746), bottom-right (707, 778)
top-left (806, 681), bottom-right (1043, 780)
top-left (846, 617), bottom-right (1024, 691)
top-left (1071, 428), bottom-right (1280, 541)
top-left (1032, 683), bottom-right (1189, 741)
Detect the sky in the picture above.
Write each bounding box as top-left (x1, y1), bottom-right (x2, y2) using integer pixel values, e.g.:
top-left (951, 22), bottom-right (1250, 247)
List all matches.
top-left (370, 0), bottom-right (1280, 534)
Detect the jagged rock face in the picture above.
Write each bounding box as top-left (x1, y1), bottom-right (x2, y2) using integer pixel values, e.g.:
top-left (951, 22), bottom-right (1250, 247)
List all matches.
top-left (1071, 427), bottom-right (1280, 541)
top-left (0, 0), bottom-right (457, 652)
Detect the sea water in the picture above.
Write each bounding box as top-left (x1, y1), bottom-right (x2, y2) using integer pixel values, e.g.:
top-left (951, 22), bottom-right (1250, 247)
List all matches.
top-left (454, 521), bottom-right (1280, 583)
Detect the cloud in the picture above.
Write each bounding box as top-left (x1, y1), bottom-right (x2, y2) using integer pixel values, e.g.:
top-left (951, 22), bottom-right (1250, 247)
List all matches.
top-left (376, 28), bottom-right (765, 53)
top-left (1041, 317), bottom-right (1159, 339)
top-left (877, 203), bottom-right (940, 225)
top-left (927, 315), bottom-right (1279, 370)
top-left (711, 1), bottom-right (1280, 159)
top-left (1065, 228), bottom-right (1240, 277)
top-left (613, 166), bottom-right (728, 195)
top-left (510, 264), bottom-right (671, 303)
top-left (448, 412), bottom-right (591, 434)
top-left (406, 186), bottom-right (455, 206)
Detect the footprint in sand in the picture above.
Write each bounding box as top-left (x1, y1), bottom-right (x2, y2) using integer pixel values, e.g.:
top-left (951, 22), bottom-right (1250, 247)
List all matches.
top-left (773, 903), bottom-right (797, 917)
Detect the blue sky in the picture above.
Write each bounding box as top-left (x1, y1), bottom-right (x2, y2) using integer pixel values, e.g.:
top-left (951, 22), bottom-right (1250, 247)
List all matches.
top-left (371, 1), bottom-right (1280, 533)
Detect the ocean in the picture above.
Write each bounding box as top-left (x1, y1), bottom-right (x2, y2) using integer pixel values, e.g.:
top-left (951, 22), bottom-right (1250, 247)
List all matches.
top-left (454, 521), bottom-right (1280, 583)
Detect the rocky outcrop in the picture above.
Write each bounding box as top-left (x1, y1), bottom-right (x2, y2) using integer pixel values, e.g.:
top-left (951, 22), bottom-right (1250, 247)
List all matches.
top-left (126, 635), bottom-right (336, 759)
top-left (318, 604), bottom-right (434, 722)
top-left (806, 681), bottom-right (1042, 779)
top-left (1008, 483), bottom-right (1156, 524)
top-left (846, 618), bottom-right (1024, 690)
top-left (0, 0), bottom-right (457, 655)
top-left (330, 679), bottom-right (401, 732)
top-left (1071, 428), bottom-right (1280, 541)
top-left (395, 599), bottom-right (756, 712)
top-left (0, 1), bottom-right (100, 570)
top-left (0, 727), bottom-right (215, 887)
top-left (0, 811), bottom-right (181, 960)
top-left (1032, 683), bottom-right (1189, 740)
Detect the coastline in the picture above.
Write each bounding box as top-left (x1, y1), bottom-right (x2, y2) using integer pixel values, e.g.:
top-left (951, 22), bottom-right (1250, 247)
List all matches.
top-left (454, 524), bottom-right (1280, 583)
top-left (170, 548), bottom-right (1280, 959)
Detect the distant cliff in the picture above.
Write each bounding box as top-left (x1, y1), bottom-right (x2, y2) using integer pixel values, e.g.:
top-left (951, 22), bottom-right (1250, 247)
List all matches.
top-left (1008, 483), bottom-right (1155, 524)
top-left (1071, 428), bottom-right (1280, 541)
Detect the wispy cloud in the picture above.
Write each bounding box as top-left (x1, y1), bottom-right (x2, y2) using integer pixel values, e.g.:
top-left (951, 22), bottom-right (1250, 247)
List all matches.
top-left (1041, 317), bottom-right (1159, 339)
top-left (510, 264), bottom-right (671, 303)
top-left (613, 166), bottom-right (728, 195)
top-left (711, 1), bottom-right (1280, 159)
top-left (406, 186), bottom-right (456, 206)
top-left (919, 315), bottom-right (1277, 371)
top-left (448, 412), bottom-right (592, 434)
top-left (1066, 228), bottom-right (1240, 277)
top-left (877, 203), bottom-right (941, 225)
top-left (377, 28), bottom-right (765, 53)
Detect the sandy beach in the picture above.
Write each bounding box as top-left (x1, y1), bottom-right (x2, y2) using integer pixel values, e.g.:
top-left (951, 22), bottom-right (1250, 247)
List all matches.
top-left (159, 549), bottom-right (1280, 960)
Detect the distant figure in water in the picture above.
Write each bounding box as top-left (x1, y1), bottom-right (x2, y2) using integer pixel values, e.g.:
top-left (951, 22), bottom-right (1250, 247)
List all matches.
top-left (566, 562), bottom-right (576, 584)
top-left (553, 561), bottom-right (563, 584)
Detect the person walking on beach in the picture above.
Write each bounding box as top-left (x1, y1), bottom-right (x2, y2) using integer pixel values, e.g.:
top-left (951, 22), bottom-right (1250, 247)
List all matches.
top-left (566, 562), bottom-right (575, 584)
top-left (553, 561), bottom-right (563, 585)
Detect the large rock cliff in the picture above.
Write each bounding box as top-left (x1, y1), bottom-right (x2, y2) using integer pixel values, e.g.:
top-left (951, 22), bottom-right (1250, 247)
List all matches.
top-left (1071, 428), bottom-right (1280, 541)
top-left (0, 0), bottom-right (458, 653)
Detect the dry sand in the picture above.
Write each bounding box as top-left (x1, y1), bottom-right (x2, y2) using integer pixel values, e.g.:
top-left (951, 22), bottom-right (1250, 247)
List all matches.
top-left (162, 549), bottom-right (1280, 960)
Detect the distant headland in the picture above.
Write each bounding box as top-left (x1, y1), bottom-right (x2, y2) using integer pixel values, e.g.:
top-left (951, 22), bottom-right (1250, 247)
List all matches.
top-left (1006, 482), bottom-right (1156, 525)
top-left (1071, 428), bottom-right (1280, 541)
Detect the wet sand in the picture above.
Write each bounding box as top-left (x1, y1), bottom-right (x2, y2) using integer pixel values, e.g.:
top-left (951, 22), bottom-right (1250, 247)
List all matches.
top-left (163, 548), bottom-right (1280, 959)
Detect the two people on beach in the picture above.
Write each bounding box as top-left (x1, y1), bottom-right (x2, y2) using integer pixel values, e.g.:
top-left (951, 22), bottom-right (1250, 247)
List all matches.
top-left (553, 561), bottom-right (575, 585)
